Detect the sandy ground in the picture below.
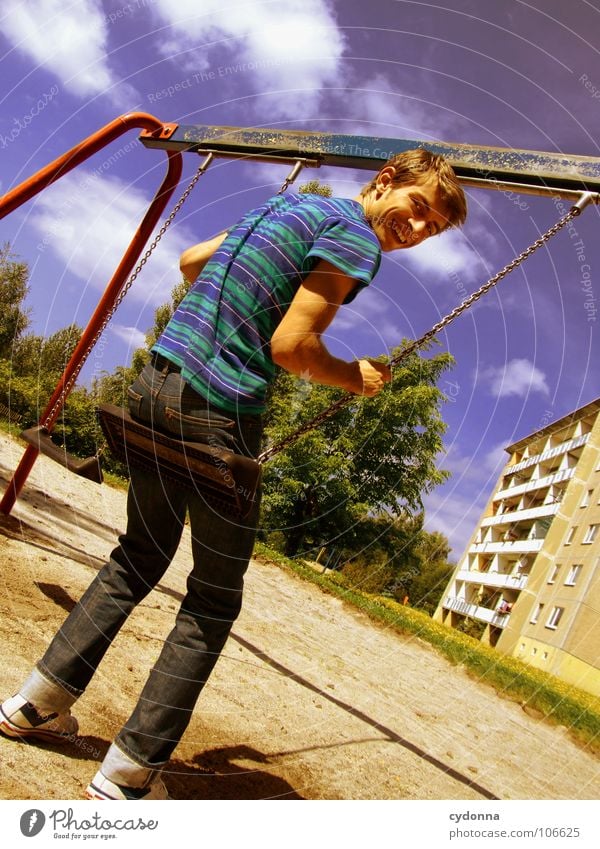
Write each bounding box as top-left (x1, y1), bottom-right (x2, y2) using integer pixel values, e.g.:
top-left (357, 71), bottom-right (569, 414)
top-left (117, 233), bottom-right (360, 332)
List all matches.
top-left (0, 430), bottom-right (598, 801)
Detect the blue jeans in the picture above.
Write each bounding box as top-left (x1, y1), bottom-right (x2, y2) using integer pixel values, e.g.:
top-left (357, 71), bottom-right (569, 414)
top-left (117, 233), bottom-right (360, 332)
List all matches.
top-left (34, 358), bottom-right (263, 768)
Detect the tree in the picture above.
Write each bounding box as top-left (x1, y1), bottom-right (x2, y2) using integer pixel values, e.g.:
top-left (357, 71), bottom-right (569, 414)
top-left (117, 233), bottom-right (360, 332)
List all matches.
top-left (408, 530), bottom-right (455, 614)
top-left (333, 513), bottom-right (455, 614)
top-left (11, 324), bottom-right (81, 378)
top-left (1, 324), bottom-right (83, 427)
top-left (0, 243), bottom-right (30, 359)
top-left (260, 342), bottom-right (454, 556)
top-left (338, 512), bottom-right (424, 595)
top-left (298, 180), bottom-right (333, 197)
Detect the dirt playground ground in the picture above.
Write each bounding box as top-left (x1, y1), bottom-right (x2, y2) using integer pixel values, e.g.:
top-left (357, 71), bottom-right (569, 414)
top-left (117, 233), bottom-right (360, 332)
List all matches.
top-left (0, 431), bottom-right (598, 800)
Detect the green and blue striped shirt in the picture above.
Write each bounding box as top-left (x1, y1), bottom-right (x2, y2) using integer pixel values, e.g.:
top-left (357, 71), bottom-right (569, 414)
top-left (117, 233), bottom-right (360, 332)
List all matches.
top-left (153, 192), bottom-right (381, 414)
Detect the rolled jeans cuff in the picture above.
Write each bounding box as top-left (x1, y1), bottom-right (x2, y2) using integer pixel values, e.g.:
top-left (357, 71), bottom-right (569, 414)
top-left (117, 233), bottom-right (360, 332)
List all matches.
top-left (20, 666), bottom-right (79, 714)
top-left (101, 741), bottom-right (165, 787)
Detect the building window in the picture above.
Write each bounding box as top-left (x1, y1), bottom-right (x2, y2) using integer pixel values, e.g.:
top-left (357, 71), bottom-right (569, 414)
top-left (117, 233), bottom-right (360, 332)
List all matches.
top-left (565, 527), bottom-right (577, 545)
top-left (580, 489), bottom-right (593, 508)
top-left (582, 524), bottom-right (598, 544)
top-left (546, 606), bottom-right (564, 630)
top-left (547, 563), bottom-right (560, 584)
top-left (530, 603), bottom-right (544, 624)
top-left (565, 564), bottom-right (583, 586)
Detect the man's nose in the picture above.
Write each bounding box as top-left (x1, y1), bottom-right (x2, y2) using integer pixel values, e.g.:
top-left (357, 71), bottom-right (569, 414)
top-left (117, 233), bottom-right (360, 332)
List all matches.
top-left (409, 219), bottom-right (427, 242)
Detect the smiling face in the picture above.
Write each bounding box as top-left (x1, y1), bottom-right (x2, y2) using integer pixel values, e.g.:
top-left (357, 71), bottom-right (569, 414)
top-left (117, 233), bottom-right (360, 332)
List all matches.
top-left (359, 168), bottom-right (451, 253)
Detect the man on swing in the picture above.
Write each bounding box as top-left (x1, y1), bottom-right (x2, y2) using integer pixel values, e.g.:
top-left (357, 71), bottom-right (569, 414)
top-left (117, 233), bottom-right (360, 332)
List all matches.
top-left (1, 150), bottom-right (466, 799)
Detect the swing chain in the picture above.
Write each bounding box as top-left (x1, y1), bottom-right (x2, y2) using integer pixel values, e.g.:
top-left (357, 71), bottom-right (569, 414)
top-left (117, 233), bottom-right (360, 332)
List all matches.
top-left (388, 203), bottom-right (584, 367)
top-left (42, 153), bottom-right (215, 430)
top-left (258, 202), bottom-right (583, 464)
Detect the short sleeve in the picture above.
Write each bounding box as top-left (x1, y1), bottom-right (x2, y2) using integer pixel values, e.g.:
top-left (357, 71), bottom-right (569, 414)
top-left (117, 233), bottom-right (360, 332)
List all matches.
top-left (303, 212), bottom-right (382, 299)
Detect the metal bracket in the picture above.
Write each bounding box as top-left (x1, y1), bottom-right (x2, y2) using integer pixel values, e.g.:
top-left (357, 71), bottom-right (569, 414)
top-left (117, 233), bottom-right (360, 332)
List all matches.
top-left (139, 122), bottom-right (179, 141)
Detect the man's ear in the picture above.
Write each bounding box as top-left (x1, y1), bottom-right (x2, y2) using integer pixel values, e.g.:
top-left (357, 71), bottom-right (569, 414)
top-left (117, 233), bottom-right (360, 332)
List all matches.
top-left (374, 165), bottom-right (396, 196)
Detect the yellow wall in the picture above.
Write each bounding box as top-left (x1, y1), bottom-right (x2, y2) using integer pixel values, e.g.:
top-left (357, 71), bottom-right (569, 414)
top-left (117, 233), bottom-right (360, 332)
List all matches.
top-left (514, 636), bottom-right (600, 697)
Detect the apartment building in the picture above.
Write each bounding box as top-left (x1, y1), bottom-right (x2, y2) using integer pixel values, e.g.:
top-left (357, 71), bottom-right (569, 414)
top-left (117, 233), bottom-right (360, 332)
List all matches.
top-left (434, 398), bottom-right (600, 696)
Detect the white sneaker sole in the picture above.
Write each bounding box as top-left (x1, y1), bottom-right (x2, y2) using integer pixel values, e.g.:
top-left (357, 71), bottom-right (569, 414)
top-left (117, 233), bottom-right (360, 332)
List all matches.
top-left (85, 772), bottom-right (169, 801)
top-left (0, 704), bottom-right (77, 743)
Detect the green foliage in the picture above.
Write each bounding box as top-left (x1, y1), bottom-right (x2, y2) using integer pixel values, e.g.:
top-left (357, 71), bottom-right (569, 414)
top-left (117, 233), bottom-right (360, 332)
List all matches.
top-left (298, 180), bottom-right (333, 197)
top-left (58, 387), bottom-right (103, 459)
top-left (1, 242), bottom-right (454, 612)
top-left (0, 243), bottom-right (30, 358)
top-left (260, 342), bottom-right (453, 557)
top-left (454, 616), bottom-right (487, 639)
top-left (334, 514), bottom-right (454, 613)
top-left (0, 324), bottom-right (83, 428)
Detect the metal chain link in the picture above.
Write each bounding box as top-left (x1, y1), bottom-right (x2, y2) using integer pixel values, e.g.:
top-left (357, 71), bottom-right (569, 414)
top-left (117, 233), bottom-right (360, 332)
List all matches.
top-left (42, 153), bottom-right (215, 429)
top-left (258, 203), bottom-right (582, 464)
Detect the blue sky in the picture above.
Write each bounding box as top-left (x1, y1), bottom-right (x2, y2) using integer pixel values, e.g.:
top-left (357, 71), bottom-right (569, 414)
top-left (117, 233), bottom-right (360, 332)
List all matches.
top-left (1, 0), bottom-right (599, 556)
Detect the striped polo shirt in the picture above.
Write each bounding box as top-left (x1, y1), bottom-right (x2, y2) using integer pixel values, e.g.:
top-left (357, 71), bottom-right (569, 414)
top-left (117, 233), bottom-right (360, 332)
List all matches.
top-left (152, 192), bottom-right (381, 415)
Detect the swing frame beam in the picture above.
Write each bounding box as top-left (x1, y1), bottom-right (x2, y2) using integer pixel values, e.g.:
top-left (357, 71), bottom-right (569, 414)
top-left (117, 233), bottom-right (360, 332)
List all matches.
top-left (1, 114), bottom-right (599, 515)
top-left (140, 123), bottom-right (600, 202)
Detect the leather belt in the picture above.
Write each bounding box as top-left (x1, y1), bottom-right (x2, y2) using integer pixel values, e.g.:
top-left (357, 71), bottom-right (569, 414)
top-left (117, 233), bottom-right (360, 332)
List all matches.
top-left (151, 352), bottom-right (182, 374)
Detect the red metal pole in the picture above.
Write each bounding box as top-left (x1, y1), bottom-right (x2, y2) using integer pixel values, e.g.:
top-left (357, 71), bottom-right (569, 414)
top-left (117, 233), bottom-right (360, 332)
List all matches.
top-left (0, 112), bottom-right (177, 219)
top-left (0, 118), bottom-right (184, 515)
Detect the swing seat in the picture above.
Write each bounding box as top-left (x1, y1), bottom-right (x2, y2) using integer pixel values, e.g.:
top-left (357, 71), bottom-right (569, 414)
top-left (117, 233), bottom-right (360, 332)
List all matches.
top-left (96, 403), bottom-right (261, 519)
top-left (20, 426), bottom-right (104, 483)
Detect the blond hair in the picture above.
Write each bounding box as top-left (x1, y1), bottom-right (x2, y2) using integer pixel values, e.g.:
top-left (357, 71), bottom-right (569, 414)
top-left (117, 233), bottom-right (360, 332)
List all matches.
top-left (360, 149), bottom-right (467, 229)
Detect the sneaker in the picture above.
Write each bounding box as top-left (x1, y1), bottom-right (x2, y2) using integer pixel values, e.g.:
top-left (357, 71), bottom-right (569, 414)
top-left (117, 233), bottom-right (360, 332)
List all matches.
top-left (0, 694), bottom-right (79, 742)
top-left (85, 770), bottom-right (169, 801)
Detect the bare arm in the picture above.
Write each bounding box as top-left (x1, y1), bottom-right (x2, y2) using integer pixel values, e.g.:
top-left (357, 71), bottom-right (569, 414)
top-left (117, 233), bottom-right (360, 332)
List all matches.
top-left (179, 231), bottom-right (228, 283)
top-left (270, 260), bottom-right (391, 396)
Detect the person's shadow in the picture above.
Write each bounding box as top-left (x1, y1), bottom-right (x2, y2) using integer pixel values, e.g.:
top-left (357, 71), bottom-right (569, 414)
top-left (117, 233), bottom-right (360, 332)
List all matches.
top-left (167, 745), bottom-right (304, 800)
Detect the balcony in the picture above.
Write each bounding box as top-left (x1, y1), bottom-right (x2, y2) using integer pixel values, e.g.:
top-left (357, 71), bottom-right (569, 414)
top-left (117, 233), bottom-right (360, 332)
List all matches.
top-left (506, 433), bottom-right (589, 474)
top-left (442, 596), bottom-right (509, 628)
top-left (469, 539), bottom-right (544, 555)
top-left (482, 502), bottom-right (560, 528)
top-left (494, 468), bottom-right (574, 500)
top-left (455, 568), bottom-right (528, 590)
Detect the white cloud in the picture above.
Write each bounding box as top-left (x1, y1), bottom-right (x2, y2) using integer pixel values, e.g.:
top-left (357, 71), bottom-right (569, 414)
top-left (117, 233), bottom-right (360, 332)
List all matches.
top-left (401, 229), bottom-right (487, 287)
top-left (338, 74), bottom-right (470, 143)
top-left (479, 440), bottom-right (511, 475)
top-left (151, 0), bottom-right (346, 117)
top-left (423, 435), bottom-right (514, 556)
top-left (109, 324), bottom-right (147, 350)
top-left (478, 358), bottom-right (549, 398)
top-left (29, 169), bottom-right (190, 306)
top-left (423, 489), bottom-right (487, 558)
top-left (1, 0), bottom-right (132, 102)
top-left (423, 441), bottom-right (508, 556)
top-left (439, 439), bottom-right (508, 481)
